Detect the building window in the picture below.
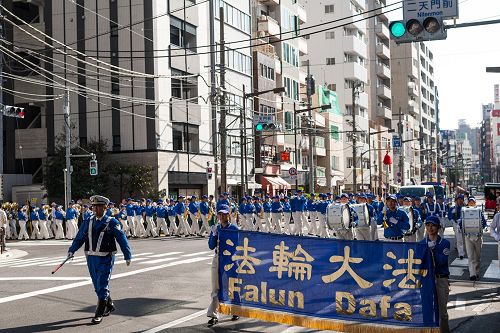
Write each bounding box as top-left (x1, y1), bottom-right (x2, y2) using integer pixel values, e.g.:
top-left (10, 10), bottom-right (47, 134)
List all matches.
top-left (325, 31), bottom-right (335, 39)
top-left (12, 2), bottom-right (40, 25)
top-left (282, 43), bottom-right (299, 67)
top-left (259, 104), bottom-right (276, 115)
top-left (285, 111), bottom-right (293, 130)
top-left (325, 4), bottom-right (335, 13)
top-left (330, 125), bottom-right (340, 141)
top-left (331, 155), bottom-right (340, 171)
top-left (326, 57), bottom-right (335, 65)
top-left (283, 77), bottom-right (299, 101)
top-left (172, 123), bottom-right (199, 153)
top-left (214, 0), bottom-right (251, 34)
top-left (315, 136), bottom-right (325, 148)
top-left (170, 17), bottom-right (197, 50)
top-left (259, 63), bottom-right (275, 80)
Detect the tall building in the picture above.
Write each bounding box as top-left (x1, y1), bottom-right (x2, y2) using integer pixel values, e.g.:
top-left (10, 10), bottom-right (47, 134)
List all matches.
top-left (1, 0), bottom-right (259, 200)
top-left (390, 41), bottom-right (438, 185)
top-left (481, 103), bottom-right (494, 182)
top-left (302, 0), bottom-right (370, 192)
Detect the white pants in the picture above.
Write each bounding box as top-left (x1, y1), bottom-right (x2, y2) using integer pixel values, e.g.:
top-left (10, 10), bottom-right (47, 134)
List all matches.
top-left (55, 219), bottom-right (65, 239)
top-left (66, 218), bottom-right (77, 240)
top-left (207, 254), bottom-right (219, 319)
top-left (271, 212), bottom-right (282, 234)
top-left (283, 212), bottom-right (292, 234)
top-left (135, 216), bottom-right (146, 237)
top-left (189, 213), bottom-right (200, 235)
top-left (370, 219), bottom-right (379, 241)
top-left (127, 216), bottom-right (136, 237)
top-left (18, 220), bottom-right (29, 240)
top-left (254, 215), bottom-right (263, 232)
top-left (9, 219), bottom-right (17, 239)
top-left (308, 211), bottom-right (318, 235)
top-left (404, 233), bottom-right (417, 243)
top-left (453, 223), bottom-right (465, 257)
top-left (317, 214), bottom-right (330, 238)
top-left (263, 212), bottom-right (272, 232)
top-left (335, 229), bottom-right (354, 240)
top-left (168, 215), bottom-right (178, 234)
top-left (464, 235), bottom-right (482, 277)
top-left (355, 227), bottom-right (371, 241)
top-left (292, 212), bottom-right (304, 236)
top-left (145, 216), bottom-right (158, 237)
top-left (200, 214), bottom-right (209, 235)
top-left (230, 214), bottom-right (237, 226)
top-left (157, 217), bottom-right (169, 236)
top-left (39, 219), bottom-right (50, 239)
top-left (31, 220), bottom-right (42, 240)
top-left (46, 220), bottom-right (54, 238)
top-left (416, 226), bottom-right (425, 241)
top-left (176, 214), bottom-right (191, 236)
top-left (50, 219), bottom-right (58, 238)
top-left (239, 214), bottom-right (247, 230)
top-left (4, 221), bottom-right (11, 239)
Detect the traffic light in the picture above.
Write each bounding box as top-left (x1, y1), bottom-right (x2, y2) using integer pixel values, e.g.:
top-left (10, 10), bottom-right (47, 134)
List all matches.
top-left (255, 122), bottom-right (280, 131)
top-left (207, 166), bottom-right (213, 180)
top-left (89, 159), bottom-right (98, 176)
top-left (390, 17), bottom-right (446, 44)
top-left (2, 105), bottom-right (25, 118)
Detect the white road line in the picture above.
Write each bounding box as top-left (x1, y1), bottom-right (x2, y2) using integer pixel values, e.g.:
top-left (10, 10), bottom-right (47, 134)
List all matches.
top-left (140, 257), bottom-right (178, 265)
top-left (7, 241), bottom-right (72, 246)
top-left (455, 298), bottom-right (466, 311)
top-left (148, 252), bottom-right (183, 258)
top-left (0, 277), bottom-right (91, 281)
top-left (281, 327), bottom-right (310, 333)
top-left (0, 256), bottom-right (210, 304)
top-left (181, 251), bottom-right (212, 257)
top-left (451, 258), bottom-right (469, 267)
top-left (473, 303), bottom-right (490, 313)
top-left (449, 267), bottom-right (466, 277)
top-left (11, 256), bottom-right (70, 268)
top-left (144, 309), bottom-right (207, 333)
top-left (0, 257), bottom-right (51, 266)
top-left (483, 260), bottom-right (499, 279)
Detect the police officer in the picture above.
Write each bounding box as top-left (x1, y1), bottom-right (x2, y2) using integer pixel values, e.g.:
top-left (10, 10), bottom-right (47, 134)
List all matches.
top-left (68, 195), bottom-right (132, 324)
top-left (448, 194), bottom-right (466, 260)
top-left (461, 197), bottom-right (487, 281)
top-left (420, 215), bottom-right (451, 333)
top-left (377, 194), bottom-right (410, 242)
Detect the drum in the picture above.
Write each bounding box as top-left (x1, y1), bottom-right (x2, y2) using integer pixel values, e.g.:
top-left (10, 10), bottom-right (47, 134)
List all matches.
top-left (400, 206), bottom-right (415, 236)
top-left (351, 204), bottom-right (369, 227)
top-left (462, 207), bottom-right (483, 235)
top-left (326, 203), bottom-right (351, 230)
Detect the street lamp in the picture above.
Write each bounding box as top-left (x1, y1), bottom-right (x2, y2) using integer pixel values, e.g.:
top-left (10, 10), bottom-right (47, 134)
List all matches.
top-left (241, 86), bottom-right (285, 199)
top-left (293, 103), bottom-right (330, 191)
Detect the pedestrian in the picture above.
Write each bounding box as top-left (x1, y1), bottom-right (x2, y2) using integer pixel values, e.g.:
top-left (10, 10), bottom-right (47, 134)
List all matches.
top-left (490, 203), bottom-right (500, 269)
top-left (67, 195), bottom-right (132, 324)
top-left (420, 215), bottom-right (450, 333)
top-left (206, 204), bottom-right (239, 327)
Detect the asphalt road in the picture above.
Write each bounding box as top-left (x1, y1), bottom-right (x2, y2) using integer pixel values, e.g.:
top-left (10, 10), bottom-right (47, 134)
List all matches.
top-left (0, 227), bottom-right (499, 333)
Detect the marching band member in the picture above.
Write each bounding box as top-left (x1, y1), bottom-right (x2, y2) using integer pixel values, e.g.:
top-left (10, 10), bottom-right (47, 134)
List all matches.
top-left (54, 205), bottom-right (66, 239)
top-left (50, 202), bottom-right (58, 237)
top-left (307, 193), bottom-right (318, 236)
top-left (460, 197), bottom-right (487, 281)
top-left (262, 195), bottom-right (272, 232)
top-left (199, 195), bottom-right (210, 236)
top-left (175, 196), bottom-right (192, 237)
top-left (66, 201), bottom-right (79, 240)
top-left (18, 206), bottom-right (30, 240)
top-left (282, 196), bottom-right (292, 234)
top-left (238, 197), bottom-right (247, 230)
top-left (336, 193), bottom-right (358, 240)
top-left (216, 193), bottom-right (231, 213)
top-left (354, 194), bottom-right (372, 241)
top-left (295, 190), bottom-right (308, 236)
top-left (134, 200), bottom-right (147, 238)
top-left (491, 204), bottom-right (500, 269)
top-left (420, 215), bottom-right (451, 333)
top-left (424, 193), bottom-right (440, 237)
top-left (448, 194), bottom-right (466, 260)
top-left (116, 204), bottom-right (129, 236)
top-left (244, 196), bottom-right (255, 231)
top-left (270, 195), bottom-right (283, 234)
top-left (230, 198), bottom-right (238, 226)
top-left (125, 198), bottom-right (136, 238)
top-left (316, 193), bottom-right (330, 238)
top-left (253, 197), bottom-right (264, 232)
top-left (8, 204), bottom-right (18, 239)
top-left (290, 192), bottom-right (301, 236)
top-left (436, 195), bottom-right (448, 236)
top-left (402, 197), bottom-right (421, 243)
top-left (366, 194), bottom-right (379, 240)
top-left (30, 205), bottom-right (42, 240)
top-left (377, 194), bottom-right (410, 242)
top-left (188, 196), bottom-right (201, 236)
top-left (68, 195), bottom-right (132, 325)
top-left (156, 200), bottom-right (169, 236)
top-left (144, 199), bottom-right (158, 237)
top-left (166, 199), bottom-right (178, 235)
top-left (413, 196), bottom-right (426, 241)
top-left (38, 205), bottom-right (50, 239)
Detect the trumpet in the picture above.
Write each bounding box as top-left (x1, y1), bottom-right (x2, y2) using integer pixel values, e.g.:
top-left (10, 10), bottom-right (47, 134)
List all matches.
top-left (12, 202), bottom-right (18, 211)
top-left (111, 207), bottom-right (120, 216)
top-left (2, 202), bottom-right (11, 211)
top-left (74, 204), bottom-right (82, 213)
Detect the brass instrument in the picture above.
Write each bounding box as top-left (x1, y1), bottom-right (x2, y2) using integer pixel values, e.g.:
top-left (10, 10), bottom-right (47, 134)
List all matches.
top-left (111, 207), bottom-right (120, 216)
top-left (12, 202), bottom-right (18, 211)
top-left (1, 202), bottom-right (11, 211)
top-left (74, 204), bottom-right (82, 213)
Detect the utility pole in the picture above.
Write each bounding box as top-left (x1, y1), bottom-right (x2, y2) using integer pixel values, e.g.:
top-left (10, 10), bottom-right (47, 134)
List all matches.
top-left (0, 1), bottom-right (3, 175)
top-left (219, 6), bottom-right (227, 194)
top-left (351, 82), bottom-right (358, 192)
top-left (306, 62), bottom-right (314, 192)
top-left (398, 107), bottom-right (404, 185)
top-left (209, 0), bottom-right (218, 196)
top-left (240, 85), bottom-right (246, 199)
top-left (64, 90), bottom-right (71, 209)
top-left (294, 102), bottom-right (299, 190)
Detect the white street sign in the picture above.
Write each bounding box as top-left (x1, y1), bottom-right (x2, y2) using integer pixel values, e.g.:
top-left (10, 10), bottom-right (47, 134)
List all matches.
top-left (403, 0), bottom-right (459, 20)
top-left (288, 167), bottom-right (298, 176)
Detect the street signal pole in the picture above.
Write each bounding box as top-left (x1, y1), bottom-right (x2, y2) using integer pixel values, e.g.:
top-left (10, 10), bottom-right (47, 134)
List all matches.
top-left (64, 90), bottom-right (71, 210)
top-left (219, 6), bottom-right (227, 194)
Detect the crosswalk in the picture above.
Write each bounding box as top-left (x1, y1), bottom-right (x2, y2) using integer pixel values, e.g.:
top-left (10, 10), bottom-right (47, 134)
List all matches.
top-left (0, 250), bottom-right (213, 269)
top-left (449, 257), bottom-right (500, 280)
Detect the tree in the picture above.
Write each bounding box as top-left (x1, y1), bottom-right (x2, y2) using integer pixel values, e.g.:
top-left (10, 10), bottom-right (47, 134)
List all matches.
top-left (109, 164), bottom-right (156, 199)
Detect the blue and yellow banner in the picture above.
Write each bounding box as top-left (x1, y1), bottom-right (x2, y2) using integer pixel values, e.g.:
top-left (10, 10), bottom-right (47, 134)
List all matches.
top-left (218, 230), bottom-right (439, 333)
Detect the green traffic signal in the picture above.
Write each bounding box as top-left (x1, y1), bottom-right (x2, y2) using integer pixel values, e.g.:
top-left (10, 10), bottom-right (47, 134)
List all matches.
top-left (389, 21), bottom-right (406, 38)
top-left (255, 123), bottom-right (264, 131)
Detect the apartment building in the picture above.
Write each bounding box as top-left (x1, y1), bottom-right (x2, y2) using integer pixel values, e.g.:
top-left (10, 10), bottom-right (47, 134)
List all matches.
top-left (481, 103), bottom-right (494, 182)
top-left (302, 0), bottom-right (370, 192)
top-left (2, 0), bottom-right (256, 200)
top-left (390, 41), bottom-right (438, 185)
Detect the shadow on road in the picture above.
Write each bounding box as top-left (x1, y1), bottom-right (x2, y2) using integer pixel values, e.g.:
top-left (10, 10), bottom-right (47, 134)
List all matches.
top-left (0, 318), bottom-right (91, 333)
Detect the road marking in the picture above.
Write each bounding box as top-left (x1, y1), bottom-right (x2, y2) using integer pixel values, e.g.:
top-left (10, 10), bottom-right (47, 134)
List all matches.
top-left (449, 267), bottom-right (466, 277)
top-left (140, 257), bottom-right (178, 264)
top-left (11, 256), bottom-right (71, 268)
top-left (483, 242), bottom-right (498, 245)
top-left (0, 277), bottom-right (91, 281)
top-left (148, 252), bottom-right (183, 258)
top-left (473, 303), bottom-right (490, 313)
top-left (483, 260), bottom-right (499, 279)
top-left (144, 309), bottom-right (207, 333)
top-left (451, 258), bottom-right (468, 267)
top-left (181, 251), bottom-right (212, 257)
top-left (455, 298), bottom-right (466, 311)
top-left (7, 241), bottom-right (72, 246)
top-left (0, 257), bottom-right (51, 267)
top-left (0, 256), bottom-right (210, 304)
top-left (281, 327), bottom-right (309, 333)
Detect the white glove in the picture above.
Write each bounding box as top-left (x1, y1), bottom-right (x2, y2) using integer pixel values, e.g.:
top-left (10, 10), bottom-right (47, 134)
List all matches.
top-left (126, 260), bottom-right (131, 266)
top-left (427, 240), bottom-right (436, 249)
top-left (389, 217), bottom-right (398, 224)
top-left (67, 252), bottom-right (74, 259)
top-left (211, 225), bottom-right (218, 236)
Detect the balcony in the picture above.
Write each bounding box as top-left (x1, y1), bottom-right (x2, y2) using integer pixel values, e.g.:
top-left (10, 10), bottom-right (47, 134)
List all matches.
top-left (314, 146), bottom-right (327, 157)
top-left (376, 43), bottom-right (390, 59)
top-left (275, 58), bottom-right (281, 74)
top-left (346, 91), bottom-right (368, 109)
top-left (299, 69), bottom-right (307, 84)
top-left (259, 0), bottom-right (279, 7)
top-left (258, 15), bottom-right (280, 40)
top-left (376, 63), bottom-right (391, 79)
top-left (408, 100), bottom-right (418, 117)
top-left (343, 35), bottom-right (367, 58)
top-left (374, 4), bottom-right (388, 21)
top-left (375, 22), bottom-right (389, 39)
top-left (377, 84), bottom-right (391, 100)
top-left (344, 62), bottom-right (368, 82)
top-left (313, 112), bottom-right (326, 128)
top-left (15, 128), bottom-right (47, 159)
top-left (376, 105), bottom-right (392, 120)
top-left (169, 45), bottom-right (200, 74)
top-left (408, 83), bottom-right (419, 97)
top-left (296, 4), bottom-right (307, 24)
top-left (170, 97), bottom-right (201, 125)
top-left (298, 36), bottom-right (308, 55)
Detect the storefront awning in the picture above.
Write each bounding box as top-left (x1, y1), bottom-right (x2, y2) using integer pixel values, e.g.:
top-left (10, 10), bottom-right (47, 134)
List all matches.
top-left (262, 176), bottom-right (291, 190)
